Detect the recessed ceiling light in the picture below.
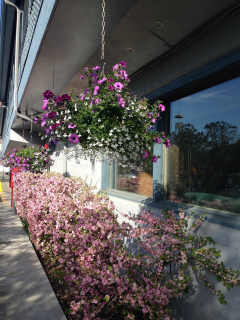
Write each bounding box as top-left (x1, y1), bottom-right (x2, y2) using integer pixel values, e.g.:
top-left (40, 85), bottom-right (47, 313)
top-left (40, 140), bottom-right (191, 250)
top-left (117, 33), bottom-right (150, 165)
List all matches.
top-left (154, 20), bottom-right (163, 28)
top-left (127, 47), bottom-right (134, 53)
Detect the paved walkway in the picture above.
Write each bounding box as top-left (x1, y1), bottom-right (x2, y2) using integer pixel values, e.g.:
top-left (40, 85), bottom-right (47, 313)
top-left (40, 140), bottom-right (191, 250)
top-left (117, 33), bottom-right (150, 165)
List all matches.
top-left (0, 179), bottom-right (66, 320)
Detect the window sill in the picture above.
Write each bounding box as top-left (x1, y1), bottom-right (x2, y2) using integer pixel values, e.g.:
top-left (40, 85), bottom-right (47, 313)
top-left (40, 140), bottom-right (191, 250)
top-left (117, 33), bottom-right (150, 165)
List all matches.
top-left (105, 189), bottom-right (153, 204)
top-left (105, 189), bottom-right (240, 230)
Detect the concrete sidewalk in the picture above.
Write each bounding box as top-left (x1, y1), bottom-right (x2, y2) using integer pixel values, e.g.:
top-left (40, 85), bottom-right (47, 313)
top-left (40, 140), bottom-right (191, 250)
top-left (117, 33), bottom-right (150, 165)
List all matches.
top-left (0, 180), bottom-right (66, 320)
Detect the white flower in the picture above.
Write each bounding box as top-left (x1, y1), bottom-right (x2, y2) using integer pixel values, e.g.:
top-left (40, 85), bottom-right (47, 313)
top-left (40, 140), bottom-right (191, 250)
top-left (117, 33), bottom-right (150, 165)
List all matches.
top-left (98, 118), bottom-right (101, 122)
top-left (109, 132), bottom-right (113, 136)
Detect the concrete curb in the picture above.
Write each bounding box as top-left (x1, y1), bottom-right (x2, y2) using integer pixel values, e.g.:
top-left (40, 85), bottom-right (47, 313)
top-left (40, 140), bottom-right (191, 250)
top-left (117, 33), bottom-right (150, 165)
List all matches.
top-left (0, 180), bottom-right (67, 320)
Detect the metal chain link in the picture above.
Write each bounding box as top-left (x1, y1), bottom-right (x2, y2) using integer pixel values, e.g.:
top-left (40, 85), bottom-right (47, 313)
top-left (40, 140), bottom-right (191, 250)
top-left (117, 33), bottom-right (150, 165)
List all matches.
top-left (101, 0), bottom-right (106, 61)
top-left (30, 112), bottom-right (33, 133)
top-left (22, 121), bottom-right (24, 144)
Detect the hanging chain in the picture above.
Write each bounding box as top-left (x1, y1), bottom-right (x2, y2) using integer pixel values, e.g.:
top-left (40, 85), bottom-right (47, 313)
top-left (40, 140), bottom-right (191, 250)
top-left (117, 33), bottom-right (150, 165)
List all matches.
top-left (22, 121), bottom-right (24, 145)
top-left (30, 112), bottom-right (33, 133)
top-left (29, 112), bottom-right (34, 146)
top-left (101, 0), bottom-right (106, 61)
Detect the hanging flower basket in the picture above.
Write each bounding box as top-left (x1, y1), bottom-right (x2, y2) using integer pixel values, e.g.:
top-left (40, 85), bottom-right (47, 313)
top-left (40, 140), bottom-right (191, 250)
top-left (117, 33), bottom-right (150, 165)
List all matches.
top-left (0, 146), bottom-right (54, 173)
top-left (35, 62), bottom-right (170, 168)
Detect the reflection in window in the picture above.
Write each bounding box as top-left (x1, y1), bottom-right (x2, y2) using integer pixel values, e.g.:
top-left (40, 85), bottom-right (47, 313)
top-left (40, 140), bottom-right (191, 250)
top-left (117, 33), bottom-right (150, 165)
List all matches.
top-left (166, 76), bottom-right (240, 214)
top-left (109, 160), bottom-right (153, 197)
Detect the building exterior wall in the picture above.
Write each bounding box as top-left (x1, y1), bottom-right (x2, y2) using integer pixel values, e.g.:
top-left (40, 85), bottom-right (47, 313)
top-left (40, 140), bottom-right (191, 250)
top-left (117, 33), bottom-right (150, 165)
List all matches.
top-left (50, 142), bottom-right (102, 191)
top-left (1, 1), bottom-right (240, 319)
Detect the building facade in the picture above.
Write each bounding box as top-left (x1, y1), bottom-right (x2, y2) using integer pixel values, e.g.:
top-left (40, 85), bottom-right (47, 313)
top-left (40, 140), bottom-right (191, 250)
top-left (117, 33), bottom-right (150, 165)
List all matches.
top-left (1, 1), bottom-right (240, 319)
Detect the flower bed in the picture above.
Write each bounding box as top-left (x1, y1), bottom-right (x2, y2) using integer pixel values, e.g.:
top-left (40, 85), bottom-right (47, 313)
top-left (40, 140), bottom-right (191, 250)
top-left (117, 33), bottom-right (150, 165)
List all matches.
top-left (13, 172), bottom-right (240, 319)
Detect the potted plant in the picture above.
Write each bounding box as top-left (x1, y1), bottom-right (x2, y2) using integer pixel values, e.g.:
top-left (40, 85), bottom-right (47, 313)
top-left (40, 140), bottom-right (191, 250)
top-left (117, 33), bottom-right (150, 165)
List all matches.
top-left (35, 61), bottom-right (170, 168)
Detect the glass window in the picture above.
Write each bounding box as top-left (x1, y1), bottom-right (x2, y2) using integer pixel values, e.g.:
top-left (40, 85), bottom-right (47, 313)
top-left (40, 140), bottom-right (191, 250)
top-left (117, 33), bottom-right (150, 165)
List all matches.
top-left (109, 161), bottom-right (153, 197)
top-left (166, 76), bottom-right (240, 214)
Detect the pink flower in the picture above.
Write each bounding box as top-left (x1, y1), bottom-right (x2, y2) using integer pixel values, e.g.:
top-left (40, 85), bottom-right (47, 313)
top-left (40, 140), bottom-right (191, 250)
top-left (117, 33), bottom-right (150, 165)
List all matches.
top-left (114, 82), bottom-right (123, 90)
top-left (98, 77), bottom-right (106, 84)
top-left (113, 64), bottom-right (119, 71)
top-left (80, 75), bottom-right (84, 79)
top-left (68, 123), bottom-right (77, 129)
top-left (119, 98), bottom-right (125, 108)
top-left (93, 86), bottom-right (99, 96)
top-left (158, 104), bottom-right (165, 112)
top-left (92, 65), bottom-right (101, 71)
top-left (120, 61), bottom-right (126, 67)
top-left (42, 99), bottom-right (49, 110)
top-left (68, 134), bottom-right (79, 144)
top-left (95, 99), bottom-right (101, 105)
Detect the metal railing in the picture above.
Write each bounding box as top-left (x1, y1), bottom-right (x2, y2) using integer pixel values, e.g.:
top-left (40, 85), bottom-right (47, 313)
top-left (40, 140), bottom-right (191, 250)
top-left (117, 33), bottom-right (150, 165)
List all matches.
top-left (1, 0), bottom-right (43, 156)
top-left (18, 0), bottom-right (43, 84)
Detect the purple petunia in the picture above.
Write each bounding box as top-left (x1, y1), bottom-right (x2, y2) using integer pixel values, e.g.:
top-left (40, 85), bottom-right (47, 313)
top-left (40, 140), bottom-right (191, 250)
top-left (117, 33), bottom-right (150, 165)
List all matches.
top-left (68, 123), bottom-right (77, 129)
top-left (53, 137), bottom-right (58, 145)
top-left (69, 134), bottom-right (79, 144)
top-left (92, 65), bottom-right (101, 71)
top-left (147, 112), bottom-right (152, 119)
top-left (152, 155), bottom-right (158, 163)
top-left (108, 77), bottom-right (113, 83)
top-left (55, 95), bottom-right (63, 104)
top-left (45, 128), bottom-right (51, 135)
top-left (43, 90), bottom-right (54, 99)
top-left (141, 150), bottom-right (149, 159)
top-left (90, 73), bottom-right (98, 78)
top-left (51, 124), bottom-right (59, 131)
top-left (108, 85), bottom-right (114, 91)
top-left (120, 61), bottom-right (126, 67)
top-left (154, 137), bottom-right (161, 144)
top-left (165, 139), bottom-right (170, 148)
top-left (34, 117), bottom-right (39, 124)
top-left (48, 112), bottom-right (57, 120)
top-left (114, 82), bottom-right (123, 90)
top-left (84, 67), bottom-right (88, 71)
top-left (61, 94), bottom-right (71, 101)
top-left (80, 75), bottom-right (84, 79)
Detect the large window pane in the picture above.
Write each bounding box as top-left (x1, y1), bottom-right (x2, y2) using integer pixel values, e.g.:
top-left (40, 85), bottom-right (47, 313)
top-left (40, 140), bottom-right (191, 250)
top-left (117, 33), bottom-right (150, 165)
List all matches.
top-left (167, 76), bottom-right (240, 214)
top-left (109, 161), bottom-right (153, 197)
